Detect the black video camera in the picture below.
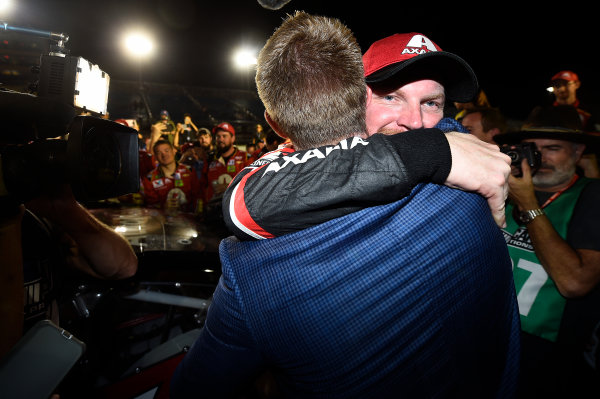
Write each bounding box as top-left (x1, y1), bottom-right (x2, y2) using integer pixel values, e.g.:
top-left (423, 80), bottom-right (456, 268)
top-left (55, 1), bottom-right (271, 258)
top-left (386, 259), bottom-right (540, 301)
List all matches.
top-left (0, 93), bottom-right (139, 203)
top-left (0, 35), bottom-right (139, 204)
top-left (500, 142), bottom-right (542, 177)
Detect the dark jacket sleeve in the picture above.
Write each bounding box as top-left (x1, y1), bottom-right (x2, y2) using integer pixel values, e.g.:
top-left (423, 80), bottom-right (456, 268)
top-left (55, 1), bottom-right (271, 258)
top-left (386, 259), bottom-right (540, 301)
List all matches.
top-left (223, 129), bottom-right (451, 240)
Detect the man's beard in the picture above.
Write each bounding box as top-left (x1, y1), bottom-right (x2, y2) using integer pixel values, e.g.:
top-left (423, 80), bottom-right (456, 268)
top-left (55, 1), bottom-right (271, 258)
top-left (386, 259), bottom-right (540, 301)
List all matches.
top-left (217, 143), bottom-right (232, 154)
top-left (532, 161), bottom-right (577, 189)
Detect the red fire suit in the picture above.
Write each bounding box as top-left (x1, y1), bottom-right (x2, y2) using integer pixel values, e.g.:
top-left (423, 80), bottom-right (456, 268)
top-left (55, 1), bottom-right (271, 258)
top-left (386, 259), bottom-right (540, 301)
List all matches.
top-left (205, 148), bottom-right (248, 202)
top-left (141, 163), bottom-right (203, 214)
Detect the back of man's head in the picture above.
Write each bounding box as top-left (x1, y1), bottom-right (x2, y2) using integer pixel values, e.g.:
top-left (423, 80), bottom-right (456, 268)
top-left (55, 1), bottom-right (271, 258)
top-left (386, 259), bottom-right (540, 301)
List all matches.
top-left (255, 11), bottom-right (366, 150)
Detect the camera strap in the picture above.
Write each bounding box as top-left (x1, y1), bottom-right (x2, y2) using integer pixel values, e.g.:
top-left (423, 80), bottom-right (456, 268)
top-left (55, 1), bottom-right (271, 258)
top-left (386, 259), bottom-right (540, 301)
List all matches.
top-left (540, 174), bottom-right (579, 209)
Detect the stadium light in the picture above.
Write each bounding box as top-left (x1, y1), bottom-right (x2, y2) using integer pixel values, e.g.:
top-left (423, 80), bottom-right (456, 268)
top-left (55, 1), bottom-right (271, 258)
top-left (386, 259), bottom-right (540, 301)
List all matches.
top-left (121, 30), bottom-right (155, 120)
top-left (0, 0), bottom-right (13, 16)
top-left (122, 31), bottom-right (154, 60)
top-left (232, 47), bottom-right (257, 70)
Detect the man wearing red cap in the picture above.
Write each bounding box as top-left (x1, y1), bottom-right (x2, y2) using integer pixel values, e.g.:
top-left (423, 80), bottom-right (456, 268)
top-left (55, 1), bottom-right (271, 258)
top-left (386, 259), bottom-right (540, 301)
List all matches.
top-left (362, 32), bottom-right (478, 133)
top-left (224, 31), bottom-right (511, 238)
top-left (550, 70), bottom-right (597, 131)
top-left (204, 122), bottom-right (248, 206)
top-left (172, 12), bottom-right (518, 399)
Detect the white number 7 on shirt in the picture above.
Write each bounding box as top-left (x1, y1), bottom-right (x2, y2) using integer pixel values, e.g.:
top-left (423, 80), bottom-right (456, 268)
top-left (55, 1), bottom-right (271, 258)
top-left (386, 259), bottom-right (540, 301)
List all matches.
top-left (515, 258), bottom-right (548, 316)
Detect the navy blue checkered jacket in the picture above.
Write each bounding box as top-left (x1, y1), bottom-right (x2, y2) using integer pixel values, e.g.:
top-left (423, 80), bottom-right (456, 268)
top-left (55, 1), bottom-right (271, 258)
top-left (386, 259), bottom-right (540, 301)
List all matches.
top-left (171, 120), bottom-right (520, 398)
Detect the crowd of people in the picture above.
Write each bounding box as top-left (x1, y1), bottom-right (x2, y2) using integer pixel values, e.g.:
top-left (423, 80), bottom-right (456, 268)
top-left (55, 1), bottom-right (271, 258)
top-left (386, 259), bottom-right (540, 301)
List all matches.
top-left (3, 9), bottom-right (600, 399)
top-left (114, 64), bottom-right (600, 231)
top-left (112, 111), bottom-right (282, 221)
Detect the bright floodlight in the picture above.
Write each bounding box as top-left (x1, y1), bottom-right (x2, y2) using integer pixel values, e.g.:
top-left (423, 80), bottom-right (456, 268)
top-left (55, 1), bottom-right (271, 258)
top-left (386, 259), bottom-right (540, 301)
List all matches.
top-left (73, 57), bottom-right (110, 115)
top-left (233, 48), bottom-right (257, 69)
top-left (123, 32), bottom-right (154, 59)
top-left (0, 0), bottom-right (12, 15)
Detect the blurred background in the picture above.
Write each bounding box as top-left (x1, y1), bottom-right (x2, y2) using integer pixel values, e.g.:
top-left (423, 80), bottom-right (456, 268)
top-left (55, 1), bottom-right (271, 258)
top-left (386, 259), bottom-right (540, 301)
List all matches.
top-left (1, 0), bottom-right (597, 143)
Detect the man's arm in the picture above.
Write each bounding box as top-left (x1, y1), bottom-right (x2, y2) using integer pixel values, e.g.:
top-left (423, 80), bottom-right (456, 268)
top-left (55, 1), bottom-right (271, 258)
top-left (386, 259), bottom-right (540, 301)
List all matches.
top-left (173, 127), bottom-right (180, 149)
top-left (25, 186), bottom-right (138, 279)
top-left (224, 129), bottom-right (510, 240)
top-left (508, 161), bottom-right (600, 297)
top-left (149, 123), bottom-right (163, 152)
top-left (445, 132), bottom-right (510, 227)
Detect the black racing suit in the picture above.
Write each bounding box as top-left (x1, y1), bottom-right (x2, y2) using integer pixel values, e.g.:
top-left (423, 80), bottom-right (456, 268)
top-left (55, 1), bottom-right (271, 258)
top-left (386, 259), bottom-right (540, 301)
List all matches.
top-left (223, 128), bottom-right (452, 240)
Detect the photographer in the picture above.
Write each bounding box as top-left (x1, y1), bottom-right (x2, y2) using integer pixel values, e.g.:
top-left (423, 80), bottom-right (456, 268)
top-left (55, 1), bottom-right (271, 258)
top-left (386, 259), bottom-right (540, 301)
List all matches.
top-left (149, 109), bottom-right (178, 151)
top-left (177, 114), bottom-right (200, 146)
top-left (495, 105), bottom-right (600, 397)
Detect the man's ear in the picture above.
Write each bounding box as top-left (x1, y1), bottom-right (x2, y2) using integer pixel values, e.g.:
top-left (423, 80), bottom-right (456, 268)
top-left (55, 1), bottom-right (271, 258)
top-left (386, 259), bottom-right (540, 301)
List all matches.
top-left (575, 143), bottom-right (586, 160)
top-left (264, 111), bottom-right (288, 139)
top-left (365, 85), bottom-right (373, 109)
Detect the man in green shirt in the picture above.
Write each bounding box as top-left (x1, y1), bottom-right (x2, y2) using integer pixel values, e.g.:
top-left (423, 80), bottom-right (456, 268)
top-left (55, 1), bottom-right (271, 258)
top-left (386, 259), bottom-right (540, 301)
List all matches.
top-left (496, 105), bottom-right (600, 397)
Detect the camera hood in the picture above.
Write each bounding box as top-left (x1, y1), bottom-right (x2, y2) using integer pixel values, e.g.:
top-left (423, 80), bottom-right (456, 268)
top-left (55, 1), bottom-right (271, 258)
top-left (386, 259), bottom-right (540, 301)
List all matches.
top-left (67, 116), bottom-right (139, 201)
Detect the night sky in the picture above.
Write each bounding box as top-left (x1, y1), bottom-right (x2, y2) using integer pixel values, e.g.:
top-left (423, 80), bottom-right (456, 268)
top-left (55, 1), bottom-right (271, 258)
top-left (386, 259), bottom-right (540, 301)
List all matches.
top-left (3, 0), bottom-right (598, 121)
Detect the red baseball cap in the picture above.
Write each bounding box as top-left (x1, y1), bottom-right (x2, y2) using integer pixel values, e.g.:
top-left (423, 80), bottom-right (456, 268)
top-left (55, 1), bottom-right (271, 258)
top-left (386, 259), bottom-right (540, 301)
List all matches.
top-left (213, 122), bottom-right (235, 136)
top-left (551, 70), bottom-right (579, 83)
top-left (362, 33), bottom-right (478, 102)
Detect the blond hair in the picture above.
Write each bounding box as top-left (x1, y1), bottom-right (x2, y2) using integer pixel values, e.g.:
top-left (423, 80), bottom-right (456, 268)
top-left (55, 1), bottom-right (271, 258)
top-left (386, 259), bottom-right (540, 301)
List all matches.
top-left (255, 11), bottom-right (366, 150)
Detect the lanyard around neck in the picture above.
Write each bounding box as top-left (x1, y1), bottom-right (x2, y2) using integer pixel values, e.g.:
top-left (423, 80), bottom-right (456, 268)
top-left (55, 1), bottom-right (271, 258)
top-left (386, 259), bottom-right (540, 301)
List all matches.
top-left (540, 174), bottom-right (579, 209)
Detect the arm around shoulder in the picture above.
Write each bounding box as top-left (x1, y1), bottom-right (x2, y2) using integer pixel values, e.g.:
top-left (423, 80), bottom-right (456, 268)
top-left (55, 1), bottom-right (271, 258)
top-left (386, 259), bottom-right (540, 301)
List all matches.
top-left (224, 128), bottom-right (454, 239)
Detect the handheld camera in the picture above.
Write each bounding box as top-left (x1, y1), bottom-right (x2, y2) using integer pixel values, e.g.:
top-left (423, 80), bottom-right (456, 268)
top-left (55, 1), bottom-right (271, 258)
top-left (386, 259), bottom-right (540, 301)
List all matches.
top-left (500, 142), bottom-right (542, 177)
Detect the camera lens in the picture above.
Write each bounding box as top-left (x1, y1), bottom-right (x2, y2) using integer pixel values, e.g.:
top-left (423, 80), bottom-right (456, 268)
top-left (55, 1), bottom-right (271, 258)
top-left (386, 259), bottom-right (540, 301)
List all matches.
top-left (505, 151), bottom-right (519, 163)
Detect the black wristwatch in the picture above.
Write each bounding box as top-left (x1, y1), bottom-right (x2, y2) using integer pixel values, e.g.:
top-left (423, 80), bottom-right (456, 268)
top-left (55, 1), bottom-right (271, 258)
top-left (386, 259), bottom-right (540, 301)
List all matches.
top-left (517, 208), bottom-right (545, 224)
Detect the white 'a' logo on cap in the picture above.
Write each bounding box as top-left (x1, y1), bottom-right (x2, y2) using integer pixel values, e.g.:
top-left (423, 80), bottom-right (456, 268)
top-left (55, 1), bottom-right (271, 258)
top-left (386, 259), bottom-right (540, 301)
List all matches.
top-left (402, 35), bottom-right (438, 55)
